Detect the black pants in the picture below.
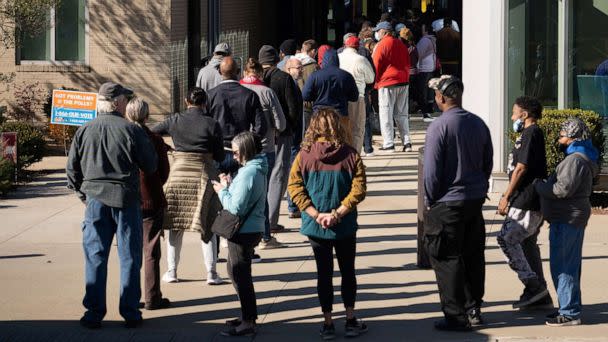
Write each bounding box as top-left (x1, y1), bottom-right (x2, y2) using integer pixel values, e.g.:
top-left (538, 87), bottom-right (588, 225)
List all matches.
top-left (424, 199), bottom-right (486, 325)
top-left (416, 71), bottom-right (435, 114)
top-left (227, 233), bottom-right (262, 321)
top-left (142, 210), bottom-right (164, 305)
top-left (309, 236), bottom-right (357, 313)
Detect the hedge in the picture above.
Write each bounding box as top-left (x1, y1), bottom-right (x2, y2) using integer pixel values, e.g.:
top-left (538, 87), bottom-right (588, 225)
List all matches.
top-left (0, 158), bottom-right (14, 194)
top-left (0, 121), bottom-right (47, 171)
top-left (510, 109), bottom-right (605, 174)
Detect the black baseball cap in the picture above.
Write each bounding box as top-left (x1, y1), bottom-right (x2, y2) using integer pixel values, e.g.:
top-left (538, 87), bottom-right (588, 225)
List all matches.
top-left (98, 82), bottom-right (133, 100)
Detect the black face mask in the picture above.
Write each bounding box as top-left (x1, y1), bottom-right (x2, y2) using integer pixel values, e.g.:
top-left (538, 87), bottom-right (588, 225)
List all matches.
top-left (559, 143), bottom-right (568, 154)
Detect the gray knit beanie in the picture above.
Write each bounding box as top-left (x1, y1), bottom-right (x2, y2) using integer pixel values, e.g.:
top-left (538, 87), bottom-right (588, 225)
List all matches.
top-left (258, 45), bottom-right (279, 65)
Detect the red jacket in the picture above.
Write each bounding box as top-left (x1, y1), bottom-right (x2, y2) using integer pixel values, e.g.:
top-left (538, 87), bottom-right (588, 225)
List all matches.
top-left (373, 35), bottom-right (410, 89)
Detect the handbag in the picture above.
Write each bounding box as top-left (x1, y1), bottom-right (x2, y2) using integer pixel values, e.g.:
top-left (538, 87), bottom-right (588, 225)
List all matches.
top-left (211, 202), bottom-right (257, 240)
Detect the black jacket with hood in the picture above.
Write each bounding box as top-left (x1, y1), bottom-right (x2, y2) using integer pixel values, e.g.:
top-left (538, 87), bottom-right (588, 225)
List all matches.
top-left (262, 66), bottom-right (303, 137)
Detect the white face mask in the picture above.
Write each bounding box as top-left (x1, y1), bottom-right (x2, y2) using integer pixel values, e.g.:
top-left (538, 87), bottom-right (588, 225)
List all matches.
top-left (374, 31), bottom-right (382, 41)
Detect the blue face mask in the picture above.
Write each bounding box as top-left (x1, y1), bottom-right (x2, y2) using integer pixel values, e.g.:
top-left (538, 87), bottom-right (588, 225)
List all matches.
top-left (512, 119), bottom-right (524, 133)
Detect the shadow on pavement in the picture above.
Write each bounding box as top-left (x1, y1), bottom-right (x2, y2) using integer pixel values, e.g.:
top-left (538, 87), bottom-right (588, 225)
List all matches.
top-left (0, 253), bottom-right (45, 260)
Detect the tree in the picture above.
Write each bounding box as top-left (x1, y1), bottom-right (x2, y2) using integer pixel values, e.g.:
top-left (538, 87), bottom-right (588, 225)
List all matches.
top-left (0, 0), bottom-right (60, 54)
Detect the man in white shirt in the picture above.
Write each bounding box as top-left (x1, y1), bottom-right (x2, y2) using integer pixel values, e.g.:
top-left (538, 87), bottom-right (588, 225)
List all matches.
top-left (338, 36), bottom-right (375, 153)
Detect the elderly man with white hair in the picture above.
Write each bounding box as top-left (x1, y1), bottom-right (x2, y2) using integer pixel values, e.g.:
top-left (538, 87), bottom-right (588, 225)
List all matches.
top-left (67, 82), bottom-right (158, 329)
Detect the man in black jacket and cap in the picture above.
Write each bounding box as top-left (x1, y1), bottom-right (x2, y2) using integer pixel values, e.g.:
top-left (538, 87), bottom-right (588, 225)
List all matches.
top-left (207, 56), bottom-right (266, 174)
top-left (259, 45), bottom-right (303, 234)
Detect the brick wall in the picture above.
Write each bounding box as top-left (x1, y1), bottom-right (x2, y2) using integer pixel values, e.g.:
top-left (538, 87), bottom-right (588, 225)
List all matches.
top-left (220, 0), bottom-right (264, 60)
top-left (170, 0), bottom-right (188, 114)
top-left (0, 0), bottom-right (174, 121)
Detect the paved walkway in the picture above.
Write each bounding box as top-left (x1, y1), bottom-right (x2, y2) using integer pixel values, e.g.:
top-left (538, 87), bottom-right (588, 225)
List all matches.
top-left (1, 119), bottom-right (607, 341)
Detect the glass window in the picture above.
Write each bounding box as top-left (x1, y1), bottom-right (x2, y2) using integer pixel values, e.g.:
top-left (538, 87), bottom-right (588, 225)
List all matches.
top-left (55, 0), bottom-right (86, 61)
top-left (568, 0), bottom-right (608, 117)
top-left (20, 26), bottom-right (51, 61)
top-left (506, 0), bottom-right (558, 169)
top-left (19, 0), bottom-right (86, 62)
top-left (507, 0), bottom-right (558, 109)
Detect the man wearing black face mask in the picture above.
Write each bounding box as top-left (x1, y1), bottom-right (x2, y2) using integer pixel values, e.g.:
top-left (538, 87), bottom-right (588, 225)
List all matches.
top-left (497, 96), bottom-right (552, 311)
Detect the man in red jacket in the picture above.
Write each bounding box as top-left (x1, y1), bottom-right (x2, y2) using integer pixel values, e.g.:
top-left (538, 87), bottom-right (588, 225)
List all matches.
top-left (372, 21), bottom-right (412, 152)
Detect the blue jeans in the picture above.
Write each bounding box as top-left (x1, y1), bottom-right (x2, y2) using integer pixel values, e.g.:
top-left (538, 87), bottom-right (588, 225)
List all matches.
top-left (549, 222), bottom-right (585, 318)
top-left (82, 198), bottom-right (143, 322)
top-left (263, 152), bottom-right (276, 241)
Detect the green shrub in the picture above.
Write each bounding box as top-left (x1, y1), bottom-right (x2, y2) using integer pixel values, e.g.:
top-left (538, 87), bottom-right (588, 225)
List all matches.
top-left (0, 158), bottom-right (15, 194)
top-left (510, 109), bottom-right (605, 174)
top-left (0, 121), bottom-right (47, 170)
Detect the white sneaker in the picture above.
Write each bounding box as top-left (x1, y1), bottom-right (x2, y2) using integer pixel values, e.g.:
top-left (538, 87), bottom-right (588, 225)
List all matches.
top-left (206, 272), bottom-right (224, 285)
top-left (423, 113), bottom-right (435, 123)
top-left (162, 270), bottom-right (178, 283)
top-left (362, 152), bottom-right (375, 157)
top-left (259, 237), bottom-right (286, 250)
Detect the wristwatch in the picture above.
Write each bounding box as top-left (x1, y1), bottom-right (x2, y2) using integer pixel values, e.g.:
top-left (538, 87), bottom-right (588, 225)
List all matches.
top-left (330, 209), bottom-right (341, 223)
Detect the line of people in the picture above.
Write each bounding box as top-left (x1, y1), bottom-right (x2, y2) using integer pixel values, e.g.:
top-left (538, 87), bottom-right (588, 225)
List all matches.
top-left (65, 15), bottom-right (600, 341)
top-left (422, 75), bottom-right (600, 331)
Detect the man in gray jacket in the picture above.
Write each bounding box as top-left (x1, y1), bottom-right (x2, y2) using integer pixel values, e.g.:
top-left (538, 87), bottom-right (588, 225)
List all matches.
top-left (196, 42), bottom-right (232, 91)
top-left (67, 82), bottom-right (158, 329)
top-left (535, 117), bottom-right (600, 327)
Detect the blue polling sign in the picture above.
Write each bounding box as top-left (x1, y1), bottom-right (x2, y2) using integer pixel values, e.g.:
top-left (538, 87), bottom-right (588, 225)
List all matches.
top-left (51, 90), bottom-right (98, 126)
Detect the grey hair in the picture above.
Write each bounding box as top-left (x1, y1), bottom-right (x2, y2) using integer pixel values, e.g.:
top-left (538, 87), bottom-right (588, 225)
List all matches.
top-left (232, 131), bottom-right (261, 164)
top-left (125, 97), bottom-right (149, 125)
top-left (97, 94), bottom-right (125, 113)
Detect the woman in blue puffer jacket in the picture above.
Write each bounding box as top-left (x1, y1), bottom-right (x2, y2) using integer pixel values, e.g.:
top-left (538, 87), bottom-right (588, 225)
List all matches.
top-left (212, 131), bottom-right (267, 337)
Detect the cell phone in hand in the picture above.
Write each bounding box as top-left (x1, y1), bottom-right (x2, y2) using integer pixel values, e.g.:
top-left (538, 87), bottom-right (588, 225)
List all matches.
top-left (211, 180), bottom-right (220, 185)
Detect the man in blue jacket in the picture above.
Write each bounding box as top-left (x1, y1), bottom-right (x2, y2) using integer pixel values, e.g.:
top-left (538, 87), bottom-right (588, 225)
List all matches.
top-left (423, 75), bottom-right (493, 331)
top-left (302, 48), bottom-right (359, 140)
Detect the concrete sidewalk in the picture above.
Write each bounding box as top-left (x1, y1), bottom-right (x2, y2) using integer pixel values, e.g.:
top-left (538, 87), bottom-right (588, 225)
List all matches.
top-left (1, 119), bottom-right (607, 341)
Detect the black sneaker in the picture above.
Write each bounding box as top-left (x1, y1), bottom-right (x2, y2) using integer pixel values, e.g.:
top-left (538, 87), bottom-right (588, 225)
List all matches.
top-left (403, 143), bottom-right (413, 152)
top-left (79, 317), bottom-right (101, 329)
top-left (144, 297), bottom-right (171, 310)
top-left (546, 311), bottom-right (560, 319)
top-left (433, 319), bottom-right (472, 332)
top-left (513, 279), bottom-right (549, 309)
top-left (467, 307), bottom-right (484, 326)
top-left (251, 253), bottom-right (262, 263)
top-left (125, 319), bottom-right (143, 329)
top-left (345, 317), bottom-right (368, 338)
top-left (545, 315), bottom-right (581, 326)
top-left (319, 323), bottom-right (336, 340)
top-left (521, 293), bottom-right (554, 311)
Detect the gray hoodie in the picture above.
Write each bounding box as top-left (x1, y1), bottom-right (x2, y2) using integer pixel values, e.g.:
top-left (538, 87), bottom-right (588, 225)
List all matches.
top-left (196, 56), bottom-right (223, 91)
top-left (535, 153), bottom-right (600, 228)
